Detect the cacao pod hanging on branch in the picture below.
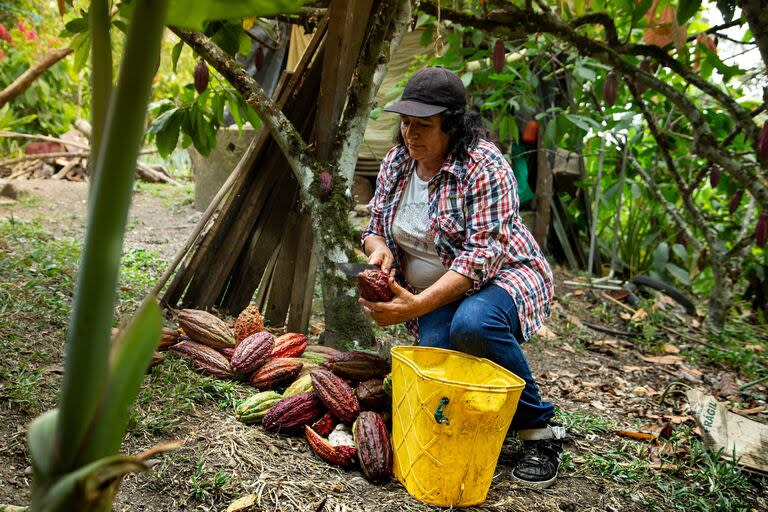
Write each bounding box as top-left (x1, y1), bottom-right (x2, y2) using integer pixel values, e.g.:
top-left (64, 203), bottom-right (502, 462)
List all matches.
top-left (728, 189), bottom-right (744, 214)
top-left (492, 38), bottom-right (505, 73)
top-left (758, 121), bottom-right (768, 165)
top-left (194, 59), bottom-right (209, 93)
top-left (603, 71), bottom-right (619, 107)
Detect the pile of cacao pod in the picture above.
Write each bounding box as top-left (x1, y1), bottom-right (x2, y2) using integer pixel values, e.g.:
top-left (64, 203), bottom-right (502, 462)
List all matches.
top-left (154, 304), bottom-right (395, 484)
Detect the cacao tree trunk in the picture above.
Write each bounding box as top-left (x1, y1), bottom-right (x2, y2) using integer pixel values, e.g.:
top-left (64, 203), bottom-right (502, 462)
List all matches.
top-left (707, 254), bottom-right (734, 330)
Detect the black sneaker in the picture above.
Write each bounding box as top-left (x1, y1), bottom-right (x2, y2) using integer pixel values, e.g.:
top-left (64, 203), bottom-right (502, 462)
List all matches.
top-left (511, 424), bottom-right (565, 489)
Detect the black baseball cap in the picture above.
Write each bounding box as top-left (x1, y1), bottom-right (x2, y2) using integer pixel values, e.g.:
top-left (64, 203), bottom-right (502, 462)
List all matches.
top-left (384, 67), bottom-right (466, 117)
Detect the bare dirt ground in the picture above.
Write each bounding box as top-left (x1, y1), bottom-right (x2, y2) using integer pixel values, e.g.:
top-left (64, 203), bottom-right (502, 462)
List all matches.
top-left (0, 179), bottom-right (766, 511)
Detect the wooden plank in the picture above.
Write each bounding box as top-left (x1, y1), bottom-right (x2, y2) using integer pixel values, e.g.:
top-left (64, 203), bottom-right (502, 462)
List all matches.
top-left (313, 0), bottom-right (375, 161)
top-left (264, 207), bottom-right (302, 326)
top-left (550, 196), bottom-right (579, 270)
top-left (534, 123), bottom-right (553, 250)
top-left (255, 245), bottom-right (280, 311)
top-left (286, 213), bottom-right (317, 332)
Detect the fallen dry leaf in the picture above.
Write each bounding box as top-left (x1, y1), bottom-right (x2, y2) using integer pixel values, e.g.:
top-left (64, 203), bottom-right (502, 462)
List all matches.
top-left (745, 344), bottom-right (765, 352)
top-left (226, 494), bottom-right (258, 512)
top-left (733, 405), bottom-right (765, 415)
top-left (614, 429), bottom-right (656, 441)
top-left (622, 365), bottom-right (646, 372)
top-left (619, 312), bottom-right (632, 321)
top-left (665, 415), bottom-right (694, 424)
top-left (717, 372), bottom-right (740, 398)
top-left (590, 400), bottom-right (607, 411)
top-left (641, 354), bottom-right (684, 365)
top-left (679, 365), bottom-right (703, 376)
top-left (662, 343), bottom-right (681, 354)
top-left (658, 422), bottom-right (674, 440)
top-left (535, 325), bottom-right (557, 341)
top-left (631, 308), bottom-right (648, 322)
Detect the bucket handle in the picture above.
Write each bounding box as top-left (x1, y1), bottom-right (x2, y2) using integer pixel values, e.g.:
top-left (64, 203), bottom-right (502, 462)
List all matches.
top-left (434, 397), bottom-right (450, 425)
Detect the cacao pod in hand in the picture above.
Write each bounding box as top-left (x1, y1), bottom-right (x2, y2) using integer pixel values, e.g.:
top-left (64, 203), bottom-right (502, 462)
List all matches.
top-left (262, 391), bottom-right (324, 433)
top-left (758, 121), bottom-right (768, 165)
top-left (709, 165), bottom-right (721, 188)
top-left (756, 212), bottom-right (768, 248)
top-left (492, 38), bottom-right (505, 73)
top-left (194, 59), bottom-right (209, 94)
top-left (603, 71), bottom-right (618, 107)
top-left (177, 309), bottom-right (234, 350)
top-left (353, 411), bottom-right (393, 482)
top-left (272, 332), bottom-right (308, 358)
top-left (234, 303), bottom-right (265, 345)
top-left (305, 425), bottom-right (357, 468)
top-left (250, 358), bottom-right (303, 390)
top-left (728, 189), bottom-right (744, 214)
top-left (170, 340), bottom-right (234, 379)
top-left (311, 368), bottom-right (361, 424)
top-left (325, 351), bottom-right (391, 380)
top-left (357, 269), bottom-right (394, 302)
top-left (231, 331), bottom-right (274, 373)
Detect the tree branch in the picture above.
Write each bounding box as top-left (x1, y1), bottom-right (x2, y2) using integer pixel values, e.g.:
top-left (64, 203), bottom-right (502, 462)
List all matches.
top-left (0, 48), bottom-right (73, 109)
top-left (170, 27), bottom-right (316, 202)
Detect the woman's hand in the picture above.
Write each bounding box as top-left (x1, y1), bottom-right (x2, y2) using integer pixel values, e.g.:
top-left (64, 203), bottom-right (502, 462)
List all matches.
top-left (359, 278), bottom-right (421, 327)
top-left (366, 244), bottom-right (395, 273)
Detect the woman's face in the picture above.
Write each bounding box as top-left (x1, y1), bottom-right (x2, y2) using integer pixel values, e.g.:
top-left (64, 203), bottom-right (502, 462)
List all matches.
top-left (400, 114), bottom-right (450, 164)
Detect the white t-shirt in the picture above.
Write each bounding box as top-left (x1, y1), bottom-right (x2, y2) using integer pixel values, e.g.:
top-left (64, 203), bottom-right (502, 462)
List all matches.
top-left (392, 172), bottom-right (447, 291)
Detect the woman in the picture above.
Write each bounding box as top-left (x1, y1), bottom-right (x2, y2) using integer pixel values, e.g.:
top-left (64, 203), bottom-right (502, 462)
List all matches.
top-left (360, 67), bottom-right (564, 489)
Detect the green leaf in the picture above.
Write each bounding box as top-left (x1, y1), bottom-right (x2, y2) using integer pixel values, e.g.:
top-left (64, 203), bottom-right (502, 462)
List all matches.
top-left (64, 16), bottom-right (89, 34)
top-left (228, 95), bottom-right (244, 129)
top-left (672, 243), bottom-right (687, 261)
top-left (171, 41), bottom-right (184, 72)
top-left (632, 0), bottom-right (653, 24)
top-left (666, 262), bottom-right (692, 286)
top-left (244, 104), bottom-right (261, 130)
top-left (543, 118), bottom-right (557, 148)
top-left (653, 241), bottom-right (670, 268)
top-left (676, 0), bottom-right (701, 25)
top-left (167, 0), bottom-right (304, 30)
top-left (71, 31), bottom-right (91, 71)
top-left (147, 107), bottom-right (180, 134)
top-left (156, 111), bottom-right (183, 157)
top-left (28, 409), bottom-right (59, 480)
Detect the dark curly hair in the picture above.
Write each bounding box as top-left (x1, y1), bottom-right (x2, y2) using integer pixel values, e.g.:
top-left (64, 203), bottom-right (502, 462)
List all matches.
top-left (393, 108), bottom-right (494, 162)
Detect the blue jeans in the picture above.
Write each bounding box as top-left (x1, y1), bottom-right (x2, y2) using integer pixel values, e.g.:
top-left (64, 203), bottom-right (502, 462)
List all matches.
top-left (418, 284), bottom-right (555, 431)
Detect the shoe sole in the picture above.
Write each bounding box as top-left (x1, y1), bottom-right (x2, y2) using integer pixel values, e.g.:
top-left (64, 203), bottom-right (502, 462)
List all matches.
top-left (510, 472), bottom-right (557, 490)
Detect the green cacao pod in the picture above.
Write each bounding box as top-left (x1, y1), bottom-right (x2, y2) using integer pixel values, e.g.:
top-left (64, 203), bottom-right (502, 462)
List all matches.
top-left (310, 368), bottom-right (360, 424)
top-left (177, 309), bottom-right (234, 350)
top-left (283, 374), bottom-right (313, 397)
top-left (262, 391), bottom-right (324, 434)
top-left (353, 411), bottom-right (393, 482)
top-left (235, 390), bottom-right (282, 424)
top-left (301, 351), bottom-right (328, 365)
top-left (231, 331), bottom-right (274, 373)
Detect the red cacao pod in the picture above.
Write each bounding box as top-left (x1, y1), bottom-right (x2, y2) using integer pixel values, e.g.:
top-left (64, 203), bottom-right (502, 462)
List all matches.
top-left (310, 368), bottom-right (361, 424)
top-left (728, 189), bottom-right (744, 214)
top-left (758, 121), bottom-right (768, 165)
top-left (250, 358), bottom-right (303, 389)
top-left (756, 212), bottom-right (768, 248)
top-left (254, 45), bottom-right (265, 71)
top-left (318, 172), bottom-right (333, 201)
top-left (176, 309), bottom-right (234, 350)
top-left (231, 331), bottom-right (274, 373)
top-left (325, 351), bottom-right (391, 380)
top-left (355, 379), bottom-right (389, 410)
top-left (709, 165), bottom-right (721, 188)
top-left (262, 391), bottom-right (324, 433)
top-left (272, 332), bottom-right (308, 358)
top-left (218, 346), bottom-right (235, 360)
top-left (311, 412), bottom-right (338, 437)
top-left (603, 71), bottom-right (618, 107)
top-left (194, 59), bottom-right (209, 93)
top-left (305, 425), bottom-right (357, 468)
top-left (170, 340), bottom-right (234, 379)
top-left (357, 269), bottom-right (394, 302)
top-left (492, 38), bottom-right (505, 73)
top-left (521, 119), bottom-right (538, 144)
top-left (353, 411), bottom-right (393, 482)
top-left (234, 303), bottom-right (265, 345)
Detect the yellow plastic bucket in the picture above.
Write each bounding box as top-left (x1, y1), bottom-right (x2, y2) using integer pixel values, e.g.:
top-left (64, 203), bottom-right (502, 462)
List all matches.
top-left (391, 346), bottom-right (525, 508)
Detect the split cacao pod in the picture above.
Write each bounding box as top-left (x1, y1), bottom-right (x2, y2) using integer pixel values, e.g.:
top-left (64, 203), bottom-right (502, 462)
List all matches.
top-left (305, 425), bottom-right (357, 468)
top-left (758, 121), bottom-right (768, 164)
top-left (272, 332), bottom-right (308, 358)
top-left (262, 392), bottom-right (324, 433)
top-left (231, 331), bottom-right (274, 373)
top-left (603, 71), bottom-right (618, 108)
top-left (177, 309), bottom-right (234, 350)
top-left (283, 374), bottom-right (313, 398)
top-left (318, 172), bottom-right (333, 201)
top-left (355, 379), bottom-right (389, 410)
top-left (311, 412), bottom-right (337, 437)
top-left (236, 390), bottom-right (282, 424)
top-left (158, 327), bottom-right (180, 351)
top-left (310, 368), bottom-right (361, 423)
top-left (194, 60), bottom-right (209, 93)
top-left (306, 344), bottom-right (341, 357)
top-left (325, 351), bottom-right (390, 380)
top-left (170, 340), bottom-right (234, 379)
top-left (353, 411), bottom-right (393, 482)
top-left (756, 212), bottom-right (768, 248)
top-left (492, 38), bottom-right (505, 73)
top-left (357, 269), bottom-right (394, 302)
top-left (234, 303), bottom-right (265, 345)
top-left (728, 189), bottom-right (744, 214)
top-left (250, 358), bottom-right (303, 390)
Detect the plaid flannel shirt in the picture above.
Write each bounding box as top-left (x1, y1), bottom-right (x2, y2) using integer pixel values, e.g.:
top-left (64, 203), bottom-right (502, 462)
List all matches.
top-left (362, 139), bottom-right (553, 341)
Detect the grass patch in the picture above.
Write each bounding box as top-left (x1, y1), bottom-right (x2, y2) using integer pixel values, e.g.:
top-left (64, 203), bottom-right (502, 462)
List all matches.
top-left (134, 181), bottom-right (194, 213)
